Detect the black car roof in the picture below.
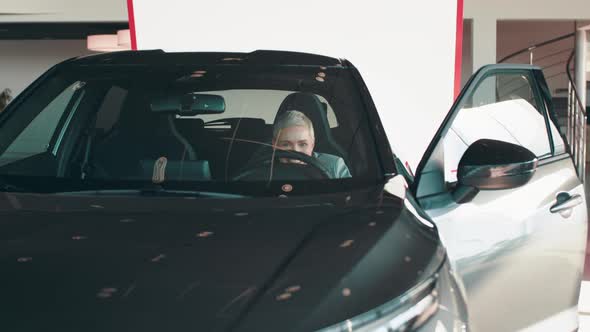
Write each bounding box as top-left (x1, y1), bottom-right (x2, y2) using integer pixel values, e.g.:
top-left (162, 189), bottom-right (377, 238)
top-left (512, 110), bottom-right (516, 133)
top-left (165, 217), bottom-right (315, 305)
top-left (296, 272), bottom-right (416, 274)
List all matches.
top-left (72, 49), bottom-right (346, 67)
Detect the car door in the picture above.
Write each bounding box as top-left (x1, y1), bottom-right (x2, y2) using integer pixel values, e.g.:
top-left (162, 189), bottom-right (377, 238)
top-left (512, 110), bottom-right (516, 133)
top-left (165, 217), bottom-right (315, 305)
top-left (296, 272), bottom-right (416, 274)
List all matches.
top-left (411, 64), bottom-right (587, 332)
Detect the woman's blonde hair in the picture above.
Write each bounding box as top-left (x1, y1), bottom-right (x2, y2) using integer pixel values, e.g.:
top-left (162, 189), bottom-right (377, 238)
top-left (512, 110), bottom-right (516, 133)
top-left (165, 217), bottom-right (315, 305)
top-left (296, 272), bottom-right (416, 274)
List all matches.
top-left (273, 110), bottom-right (315, 139)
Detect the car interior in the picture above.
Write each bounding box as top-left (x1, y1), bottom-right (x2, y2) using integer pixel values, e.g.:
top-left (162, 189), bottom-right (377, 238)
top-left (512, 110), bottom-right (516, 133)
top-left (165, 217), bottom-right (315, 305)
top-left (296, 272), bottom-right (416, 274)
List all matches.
top-left (0, 65), bottom-right (383, 187)
top-left (82, 89), bottom-right (351, 182)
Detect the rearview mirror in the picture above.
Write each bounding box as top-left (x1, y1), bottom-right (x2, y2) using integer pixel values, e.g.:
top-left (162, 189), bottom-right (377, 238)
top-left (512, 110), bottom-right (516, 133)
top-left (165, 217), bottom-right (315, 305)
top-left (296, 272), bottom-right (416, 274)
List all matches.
top-left (454, 139), bottom-right (538, 202)
top-left (150, 93), bottom-right (225, 115)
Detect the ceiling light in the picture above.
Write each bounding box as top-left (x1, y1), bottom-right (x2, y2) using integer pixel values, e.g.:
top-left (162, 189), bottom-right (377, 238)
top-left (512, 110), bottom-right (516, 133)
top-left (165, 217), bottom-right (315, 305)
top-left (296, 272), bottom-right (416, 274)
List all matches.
top-left (87, 34), bottom-right (130, 52)
top-left (117, 29), bottom-right (131, 47)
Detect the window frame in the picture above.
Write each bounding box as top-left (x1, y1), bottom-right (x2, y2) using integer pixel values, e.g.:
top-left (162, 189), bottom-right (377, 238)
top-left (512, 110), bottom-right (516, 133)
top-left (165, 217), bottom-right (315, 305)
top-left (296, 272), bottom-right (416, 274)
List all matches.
top-left (412, 64), bottom-right (560, 198)
top-left (0, 79), bottom-right (85, 164)
top-left (0, 64), bottom-right (385, 185)
top-left (532, 69), bottom-right (570, 160)
top-left (452, 68), bottom-right (555, 161)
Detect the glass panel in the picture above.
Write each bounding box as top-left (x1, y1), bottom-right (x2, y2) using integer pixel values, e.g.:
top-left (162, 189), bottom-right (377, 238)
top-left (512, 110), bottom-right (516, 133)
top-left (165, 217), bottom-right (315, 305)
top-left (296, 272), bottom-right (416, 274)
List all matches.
top-left (443, 72), bottom-right (551, 183)
top-left (0, 65), bottom-right (379, 195)
top-left (1, 82), bottom-right (81, 166)
top-left (95, 86), bottom-right (128, 133)
top-left (190, 90), bottom-right (338, 127)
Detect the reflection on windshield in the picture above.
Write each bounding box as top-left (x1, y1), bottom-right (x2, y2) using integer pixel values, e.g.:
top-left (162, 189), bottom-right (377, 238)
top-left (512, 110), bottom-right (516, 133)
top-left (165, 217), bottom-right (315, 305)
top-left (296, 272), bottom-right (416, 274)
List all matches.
top-left (0, 65), bottom-right (381, 194)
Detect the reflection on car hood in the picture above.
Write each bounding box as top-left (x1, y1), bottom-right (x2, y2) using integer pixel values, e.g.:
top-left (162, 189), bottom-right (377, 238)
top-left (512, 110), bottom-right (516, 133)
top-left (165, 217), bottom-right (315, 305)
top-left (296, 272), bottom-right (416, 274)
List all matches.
top-left (0, 184), bottom-right (443, 332)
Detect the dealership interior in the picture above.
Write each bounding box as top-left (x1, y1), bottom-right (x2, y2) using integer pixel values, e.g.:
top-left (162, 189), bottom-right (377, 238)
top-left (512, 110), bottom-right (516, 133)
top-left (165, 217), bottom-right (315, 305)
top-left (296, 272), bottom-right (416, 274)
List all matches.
top-left (1, 0), bottom-right (590, 331)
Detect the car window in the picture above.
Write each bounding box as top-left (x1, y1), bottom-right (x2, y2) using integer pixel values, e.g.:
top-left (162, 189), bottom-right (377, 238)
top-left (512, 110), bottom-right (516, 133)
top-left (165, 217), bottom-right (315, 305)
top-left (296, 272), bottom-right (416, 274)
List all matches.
top-left (95, 86), bottom-right (128, 133)
top-left (189, 90), bottom-right (338, 128)
top-left (0, 65), bottom-right (380, 194)
top-left (0, 81), bottom-right (83, 166)
top-left (443, 71), bottom-right (552, 183)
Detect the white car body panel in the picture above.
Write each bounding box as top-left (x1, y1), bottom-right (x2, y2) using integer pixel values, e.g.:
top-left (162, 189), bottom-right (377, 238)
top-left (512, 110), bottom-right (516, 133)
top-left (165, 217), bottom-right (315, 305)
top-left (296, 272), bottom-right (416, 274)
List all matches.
top-left (518, 306), bottom-right (578, 332)
top-left (427, 154), bottom-right (586, 332)
top-left (416, 65), bottom-right (587, 331)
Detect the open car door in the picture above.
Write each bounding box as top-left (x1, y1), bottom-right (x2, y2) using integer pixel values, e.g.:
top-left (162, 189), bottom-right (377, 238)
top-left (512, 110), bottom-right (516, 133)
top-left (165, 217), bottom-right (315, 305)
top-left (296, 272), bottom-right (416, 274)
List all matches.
top-left (411, 64), bottom-right (587, 331)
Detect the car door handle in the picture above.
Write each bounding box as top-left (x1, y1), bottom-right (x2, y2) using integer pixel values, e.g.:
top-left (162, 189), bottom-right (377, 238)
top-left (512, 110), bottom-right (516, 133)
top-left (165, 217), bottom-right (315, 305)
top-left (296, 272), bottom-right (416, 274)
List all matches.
top-left (550, 193), bottom-right (583, 213)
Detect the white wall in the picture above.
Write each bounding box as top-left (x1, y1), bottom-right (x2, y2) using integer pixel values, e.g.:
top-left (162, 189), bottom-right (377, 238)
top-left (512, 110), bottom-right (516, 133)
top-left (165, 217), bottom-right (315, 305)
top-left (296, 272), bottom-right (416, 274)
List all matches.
top-left (0, 0), bottom-right (127, 22)
top-left (465, 0), bottom-right (590, 20)
top-left (132, 0), bottom-right (460, 170)
top-left (0, 40), bottom-right (93, 98)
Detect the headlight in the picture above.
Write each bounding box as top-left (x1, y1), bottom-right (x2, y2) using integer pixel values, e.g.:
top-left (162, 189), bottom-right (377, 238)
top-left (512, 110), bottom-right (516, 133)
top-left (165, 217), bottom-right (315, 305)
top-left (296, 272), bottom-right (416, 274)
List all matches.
top-left (317, 276), bottom-right (439, 332)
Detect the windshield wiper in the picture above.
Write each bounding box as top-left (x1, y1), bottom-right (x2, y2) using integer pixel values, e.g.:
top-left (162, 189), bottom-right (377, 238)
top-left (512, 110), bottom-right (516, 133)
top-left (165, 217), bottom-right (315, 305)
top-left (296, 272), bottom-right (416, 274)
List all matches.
top-left (54, 186), bottom-right (248, 199)
top-left (139, 184), bottom-right (247, 198)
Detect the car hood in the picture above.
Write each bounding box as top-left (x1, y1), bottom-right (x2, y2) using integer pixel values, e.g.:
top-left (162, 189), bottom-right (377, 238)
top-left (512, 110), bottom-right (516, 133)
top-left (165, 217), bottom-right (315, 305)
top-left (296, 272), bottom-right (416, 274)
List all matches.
top-left (0, 183), bottom-right (443, 332)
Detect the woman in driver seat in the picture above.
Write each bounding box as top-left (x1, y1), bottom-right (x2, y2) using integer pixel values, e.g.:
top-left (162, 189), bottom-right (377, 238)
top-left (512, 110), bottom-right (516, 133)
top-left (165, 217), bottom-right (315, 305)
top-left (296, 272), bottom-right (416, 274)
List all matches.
top-left (272, 110), bottom-right (351, 179)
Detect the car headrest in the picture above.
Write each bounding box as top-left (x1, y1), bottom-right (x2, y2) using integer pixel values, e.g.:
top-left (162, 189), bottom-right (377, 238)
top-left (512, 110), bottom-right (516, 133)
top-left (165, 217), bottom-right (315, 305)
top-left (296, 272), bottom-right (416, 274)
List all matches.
top-left (173, 118), bottom-right (205, 137)
top-left (275, 93), bottom-right (328, 137)
top-left (274, 92), bottom-right (346, 158)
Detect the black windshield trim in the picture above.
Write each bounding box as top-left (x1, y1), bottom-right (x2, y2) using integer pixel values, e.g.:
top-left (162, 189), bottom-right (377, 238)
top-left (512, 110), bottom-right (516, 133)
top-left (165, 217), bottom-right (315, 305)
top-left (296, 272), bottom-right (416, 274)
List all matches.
top-left (0, 175), bottom-right (385, 196)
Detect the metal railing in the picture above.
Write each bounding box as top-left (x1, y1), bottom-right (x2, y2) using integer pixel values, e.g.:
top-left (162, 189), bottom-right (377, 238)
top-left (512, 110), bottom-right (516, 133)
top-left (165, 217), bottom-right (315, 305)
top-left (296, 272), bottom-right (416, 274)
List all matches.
top-left (566, 50), bottom-right (587, 182)
top-left (498, 33), bottom-right (575, 64)
top-left (499, 32), bottom-right (587, 182)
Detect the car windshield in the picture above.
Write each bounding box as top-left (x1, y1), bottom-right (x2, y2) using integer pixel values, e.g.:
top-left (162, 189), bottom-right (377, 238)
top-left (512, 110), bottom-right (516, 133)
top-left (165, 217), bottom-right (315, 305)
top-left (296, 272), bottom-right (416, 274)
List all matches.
top-left (0, 61), bottom-right (383, 195)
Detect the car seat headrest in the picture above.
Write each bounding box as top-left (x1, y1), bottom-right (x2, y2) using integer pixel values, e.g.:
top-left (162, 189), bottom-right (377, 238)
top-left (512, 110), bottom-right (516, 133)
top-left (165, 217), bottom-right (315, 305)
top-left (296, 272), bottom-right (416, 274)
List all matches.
top-left (274, 92), bottom-right (346, 158)
top-left (275, 92), bottom-right (329, 140)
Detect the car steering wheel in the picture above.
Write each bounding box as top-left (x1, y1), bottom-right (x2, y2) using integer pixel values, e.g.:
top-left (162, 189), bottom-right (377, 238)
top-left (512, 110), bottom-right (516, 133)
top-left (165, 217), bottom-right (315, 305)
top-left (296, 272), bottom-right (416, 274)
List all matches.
top-left (233, 148), bottom-right (331, 181)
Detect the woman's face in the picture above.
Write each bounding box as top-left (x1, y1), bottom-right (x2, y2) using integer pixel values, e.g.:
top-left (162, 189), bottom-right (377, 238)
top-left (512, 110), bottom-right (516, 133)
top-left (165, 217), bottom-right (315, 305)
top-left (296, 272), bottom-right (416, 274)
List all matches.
top-left (273, 125), bottom-right (315, 161)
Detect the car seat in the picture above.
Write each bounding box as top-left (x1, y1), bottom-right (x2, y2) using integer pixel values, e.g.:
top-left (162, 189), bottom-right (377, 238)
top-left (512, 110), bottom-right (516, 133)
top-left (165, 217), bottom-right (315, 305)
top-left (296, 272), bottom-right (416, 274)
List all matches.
top-left (93, 93), bottom-right (211, 181)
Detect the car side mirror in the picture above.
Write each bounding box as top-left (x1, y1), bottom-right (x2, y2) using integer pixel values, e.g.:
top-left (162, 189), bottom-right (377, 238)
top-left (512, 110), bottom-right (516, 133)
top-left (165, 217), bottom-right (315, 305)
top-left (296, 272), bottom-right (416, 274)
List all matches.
top-left (453, 139), bottom-right (538, 203)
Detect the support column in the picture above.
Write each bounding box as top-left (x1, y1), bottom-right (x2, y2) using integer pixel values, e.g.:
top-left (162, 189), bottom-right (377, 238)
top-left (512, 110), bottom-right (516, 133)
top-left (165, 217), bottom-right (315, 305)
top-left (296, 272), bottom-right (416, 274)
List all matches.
top-left (575, 27), bottom-right (588, 167)
top-left (472, 17), bottom-right (497, 72)
top-left (575, 27), bottom-right (587, 109)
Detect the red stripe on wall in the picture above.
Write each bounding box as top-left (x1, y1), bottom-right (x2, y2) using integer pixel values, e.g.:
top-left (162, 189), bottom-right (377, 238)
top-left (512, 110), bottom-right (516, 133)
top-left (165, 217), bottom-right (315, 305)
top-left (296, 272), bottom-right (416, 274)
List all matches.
top-left (127, 0), bottom-right (138, 50)
top-left (454, 0), bottom-right (464, 99)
